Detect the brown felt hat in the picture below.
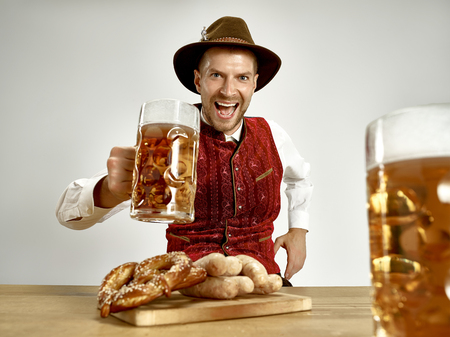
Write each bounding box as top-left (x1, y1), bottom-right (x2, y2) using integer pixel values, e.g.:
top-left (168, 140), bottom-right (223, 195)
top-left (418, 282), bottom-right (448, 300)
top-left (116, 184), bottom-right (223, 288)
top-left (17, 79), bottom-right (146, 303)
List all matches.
top-left (173, 16), bottom-right (282, 94)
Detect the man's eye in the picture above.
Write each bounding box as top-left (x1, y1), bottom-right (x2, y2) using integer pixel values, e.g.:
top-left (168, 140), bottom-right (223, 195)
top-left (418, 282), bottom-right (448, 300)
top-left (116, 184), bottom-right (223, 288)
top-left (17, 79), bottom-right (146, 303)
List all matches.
top-left (212, 73), bottom-right (220, 78)
top-left (240, 76), bottom-right (249, 81)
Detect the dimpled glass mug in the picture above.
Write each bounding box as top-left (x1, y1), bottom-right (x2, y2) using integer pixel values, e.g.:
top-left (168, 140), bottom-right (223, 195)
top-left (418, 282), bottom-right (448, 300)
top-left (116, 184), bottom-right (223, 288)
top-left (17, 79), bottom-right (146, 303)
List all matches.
top-left (130, 99), bottom-right (200, 224)
top-left (365, 103), bottom-right (450, 336)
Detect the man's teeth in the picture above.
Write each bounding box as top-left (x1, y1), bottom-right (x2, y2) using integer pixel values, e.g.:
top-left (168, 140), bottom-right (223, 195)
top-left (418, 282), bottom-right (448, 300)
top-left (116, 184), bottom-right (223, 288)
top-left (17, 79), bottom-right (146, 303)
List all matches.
top-left (216, 102), bottom-right (237, 116)
top-left (217, 102), bottom-right (236, 107)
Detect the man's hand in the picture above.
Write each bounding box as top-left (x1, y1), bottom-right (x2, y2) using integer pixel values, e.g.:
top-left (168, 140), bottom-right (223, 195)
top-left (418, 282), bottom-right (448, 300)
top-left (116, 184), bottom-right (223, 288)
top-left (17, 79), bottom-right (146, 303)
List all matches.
top-left (274, 228), bottom-right (308, 280)
top-left (94, 146), bottom-right (136, 208)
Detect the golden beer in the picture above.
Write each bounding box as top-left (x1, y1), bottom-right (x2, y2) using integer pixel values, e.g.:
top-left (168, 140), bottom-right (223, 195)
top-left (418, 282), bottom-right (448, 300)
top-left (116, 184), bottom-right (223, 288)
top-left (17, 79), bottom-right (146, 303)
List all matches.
top-left (129, 99), bottom-right (200, 224)
top-left (367, 158), bottom-right (450, 336)
top-left (130, 123), bottom-right (199, 223)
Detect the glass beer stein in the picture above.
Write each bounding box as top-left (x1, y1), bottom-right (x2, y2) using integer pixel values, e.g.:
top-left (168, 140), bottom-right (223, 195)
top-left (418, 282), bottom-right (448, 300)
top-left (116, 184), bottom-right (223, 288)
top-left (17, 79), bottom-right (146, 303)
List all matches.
top-left (130, 99), bottom-right (200, 224)
top-left (365, 103), bottom-right (450, 336)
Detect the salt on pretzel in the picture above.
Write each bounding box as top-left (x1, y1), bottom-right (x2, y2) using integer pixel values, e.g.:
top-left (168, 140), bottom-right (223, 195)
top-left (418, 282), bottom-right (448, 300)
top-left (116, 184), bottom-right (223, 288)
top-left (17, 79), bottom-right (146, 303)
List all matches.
top-left (132, 251), bottom-right (192, 297)
top-left (173, 267), bottom-right (207, 290)
top-left (109, 282), bottom-right (165, 314)
top-left (98, 251), bottom-right (204, 318)
top-left (97, 262), bottom-right (138, 318)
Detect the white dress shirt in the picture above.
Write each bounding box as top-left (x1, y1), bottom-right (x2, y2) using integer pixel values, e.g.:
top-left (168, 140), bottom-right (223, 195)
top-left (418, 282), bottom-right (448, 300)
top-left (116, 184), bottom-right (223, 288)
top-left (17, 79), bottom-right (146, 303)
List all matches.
top-left (55, 118), bottom-right (313, 231)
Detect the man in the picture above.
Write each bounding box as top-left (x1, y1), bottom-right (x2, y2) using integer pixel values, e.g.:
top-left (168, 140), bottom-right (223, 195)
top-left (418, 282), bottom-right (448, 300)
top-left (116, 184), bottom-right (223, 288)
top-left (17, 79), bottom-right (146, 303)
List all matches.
top-left (56, 17), bottom-right (313, 283)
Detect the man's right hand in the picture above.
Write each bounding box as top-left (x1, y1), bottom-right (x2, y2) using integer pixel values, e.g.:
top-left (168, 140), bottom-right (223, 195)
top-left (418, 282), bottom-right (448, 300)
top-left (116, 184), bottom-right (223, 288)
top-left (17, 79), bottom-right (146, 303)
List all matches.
top-left (94, 146), bottom-right (136, 208)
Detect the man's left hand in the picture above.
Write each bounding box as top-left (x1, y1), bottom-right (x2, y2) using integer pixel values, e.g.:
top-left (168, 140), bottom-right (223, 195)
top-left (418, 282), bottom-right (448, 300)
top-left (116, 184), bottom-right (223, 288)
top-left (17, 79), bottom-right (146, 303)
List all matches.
top-left (274, 228), bottom-right (308, 280)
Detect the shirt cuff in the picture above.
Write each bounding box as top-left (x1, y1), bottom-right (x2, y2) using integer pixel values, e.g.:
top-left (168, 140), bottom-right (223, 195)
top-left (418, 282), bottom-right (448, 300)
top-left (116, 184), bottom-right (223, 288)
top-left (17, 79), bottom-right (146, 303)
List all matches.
top-left (77, 173), bottom-right (107, 217)
top-left (57, 172), bottom-right (109, 230)
top-left (288, 209), bottom-right (310, 231)
top-left (61, 206), bottom-right (113, 230)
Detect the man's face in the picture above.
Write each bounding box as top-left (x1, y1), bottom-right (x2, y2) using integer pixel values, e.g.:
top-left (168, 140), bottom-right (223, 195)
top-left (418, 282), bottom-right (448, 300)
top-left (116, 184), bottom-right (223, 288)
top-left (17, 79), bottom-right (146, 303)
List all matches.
top-left (194, 47), bottom-right (259, 135)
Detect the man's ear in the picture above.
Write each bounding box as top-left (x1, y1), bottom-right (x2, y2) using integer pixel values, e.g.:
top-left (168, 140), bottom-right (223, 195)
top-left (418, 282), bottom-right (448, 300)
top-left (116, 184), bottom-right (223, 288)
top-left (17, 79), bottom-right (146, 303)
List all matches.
top-left (253, 73), bottom-right (259, 92)
top-left (194, 69), bottom-right (201, 94)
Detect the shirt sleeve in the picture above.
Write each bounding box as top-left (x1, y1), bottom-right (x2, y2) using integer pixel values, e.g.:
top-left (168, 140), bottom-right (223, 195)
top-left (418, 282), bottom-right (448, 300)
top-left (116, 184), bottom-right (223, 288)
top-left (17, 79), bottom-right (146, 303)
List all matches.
top-left (267, 120), bottom-right (313, 231)
top-left (55, 169), bottom-right (130, 230)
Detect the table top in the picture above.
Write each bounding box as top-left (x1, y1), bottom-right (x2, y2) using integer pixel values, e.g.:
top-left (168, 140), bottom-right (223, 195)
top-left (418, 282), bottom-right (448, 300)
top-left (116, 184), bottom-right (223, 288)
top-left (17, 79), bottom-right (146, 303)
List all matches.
top-left (0, 285), bottom-right (373, 337)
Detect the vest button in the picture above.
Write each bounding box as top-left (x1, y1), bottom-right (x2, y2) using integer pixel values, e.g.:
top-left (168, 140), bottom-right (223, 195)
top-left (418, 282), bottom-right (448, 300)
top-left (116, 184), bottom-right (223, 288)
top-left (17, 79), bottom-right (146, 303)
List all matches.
top-left (239, 205), bottom-right (242, 209)
top-left (235, 167), bottom-right (239, 171)
top-left (228, 233), bottom-right (231, 237)
top-left (226, 246), bottom-right (229, 249)
top-left (237, 187), bottom-right (241, 191)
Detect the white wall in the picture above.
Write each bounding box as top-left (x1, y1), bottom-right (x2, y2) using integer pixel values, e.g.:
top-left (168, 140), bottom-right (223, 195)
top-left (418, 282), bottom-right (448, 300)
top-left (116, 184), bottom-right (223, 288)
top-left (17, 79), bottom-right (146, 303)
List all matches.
top-left (1, 0), bottom-right (449, 286)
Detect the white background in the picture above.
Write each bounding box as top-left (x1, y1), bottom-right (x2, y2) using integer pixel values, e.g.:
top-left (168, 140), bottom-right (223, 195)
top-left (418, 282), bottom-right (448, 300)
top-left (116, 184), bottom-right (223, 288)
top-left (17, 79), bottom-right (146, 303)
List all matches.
top-left (1, 0), bottom-right (449, 287)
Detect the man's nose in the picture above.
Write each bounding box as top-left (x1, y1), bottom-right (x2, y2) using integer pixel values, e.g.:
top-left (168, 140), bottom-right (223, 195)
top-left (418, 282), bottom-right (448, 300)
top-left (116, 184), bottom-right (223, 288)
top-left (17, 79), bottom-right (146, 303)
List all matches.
top-left (220, 77), bottom-right (236, 96)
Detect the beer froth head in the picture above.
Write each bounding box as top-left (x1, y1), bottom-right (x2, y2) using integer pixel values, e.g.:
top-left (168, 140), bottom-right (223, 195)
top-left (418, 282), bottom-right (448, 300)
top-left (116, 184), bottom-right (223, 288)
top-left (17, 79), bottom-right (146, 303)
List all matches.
top-left (365, 103), bottom-right (450, 170)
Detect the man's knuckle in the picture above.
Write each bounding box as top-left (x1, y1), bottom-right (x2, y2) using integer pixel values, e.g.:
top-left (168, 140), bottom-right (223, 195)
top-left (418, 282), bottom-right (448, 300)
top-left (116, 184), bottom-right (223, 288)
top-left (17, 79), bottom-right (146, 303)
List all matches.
top-left (110, 147), bottom-right (119, 156)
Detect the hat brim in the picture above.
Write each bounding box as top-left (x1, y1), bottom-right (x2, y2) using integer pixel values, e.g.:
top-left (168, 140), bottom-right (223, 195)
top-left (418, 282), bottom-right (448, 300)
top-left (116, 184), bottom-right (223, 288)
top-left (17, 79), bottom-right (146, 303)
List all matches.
top-left (173, 41), bottom-right (281, 94)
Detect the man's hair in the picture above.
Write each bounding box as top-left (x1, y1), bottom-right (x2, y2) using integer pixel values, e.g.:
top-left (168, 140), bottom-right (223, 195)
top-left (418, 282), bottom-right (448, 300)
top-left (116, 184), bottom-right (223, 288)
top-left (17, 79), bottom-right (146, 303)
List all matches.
top-left (196, 46), bottom-right (259, 74)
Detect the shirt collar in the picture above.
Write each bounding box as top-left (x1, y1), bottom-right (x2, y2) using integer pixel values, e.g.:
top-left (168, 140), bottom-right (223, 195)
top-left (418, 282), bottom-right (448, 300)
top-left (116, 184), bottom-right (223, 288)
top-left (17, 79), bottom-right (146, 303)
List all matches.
top-left (200, 108), bottom-right (243, 143)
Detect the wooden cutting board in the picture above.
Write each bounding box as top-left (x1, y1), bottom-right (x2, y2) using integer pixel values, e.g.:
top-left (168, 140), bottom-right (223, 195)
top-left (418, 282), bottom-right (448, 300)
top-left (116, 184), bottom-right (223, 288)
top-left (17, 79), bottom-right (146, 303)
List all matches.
top-left (111, 291), bottom-right (312, 326)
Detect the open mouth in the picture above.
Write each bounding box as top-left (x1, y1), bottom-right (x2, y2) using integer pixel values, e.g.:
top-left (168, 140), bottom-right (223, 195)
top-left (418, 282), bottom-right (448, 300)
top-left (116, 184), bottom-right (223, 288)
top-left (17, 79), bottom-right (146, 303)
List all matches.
top-left (215, 102), bottom-right (238, 118)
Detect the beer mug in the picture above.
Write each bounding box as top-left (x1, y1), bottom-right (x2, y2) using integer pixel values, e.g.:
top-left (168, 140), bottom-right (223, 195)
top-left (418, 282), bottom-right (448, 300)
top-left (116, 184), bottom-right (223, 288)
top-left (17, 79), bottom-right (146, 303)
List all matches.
top-left (130, 99), bottom-right (200, 224)
top-left (365, 103), bottom-right (450, 336)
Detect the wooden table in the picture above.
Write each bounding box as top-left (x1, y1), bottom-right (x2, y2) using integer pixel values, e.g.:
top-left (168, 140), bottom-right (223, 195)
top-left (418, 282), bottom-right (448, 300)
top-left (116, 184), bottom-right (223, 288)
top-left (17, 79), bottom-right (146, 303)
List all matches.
top-left (0, 285), bottom-right (373, 337)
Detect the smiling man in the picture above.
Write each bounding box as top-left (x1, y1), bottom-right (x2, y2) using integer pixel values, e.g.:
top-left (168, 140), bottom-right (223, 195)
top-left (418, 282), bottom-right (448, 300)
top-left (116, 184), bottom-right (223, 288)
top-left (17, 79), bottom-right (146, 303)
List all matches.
top-left (194, 47), bottom-right (258, 135)
top-left (56, 17), bottom-right (313, 285)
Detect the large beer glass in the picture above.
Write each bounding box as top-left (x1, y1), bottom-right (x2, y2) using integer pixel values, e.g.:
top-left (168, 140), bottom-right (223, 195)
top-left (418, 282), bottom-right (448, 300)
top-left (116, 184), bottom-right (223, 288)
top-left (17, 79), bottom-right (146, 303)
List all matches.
top-left (365, 103), bottom-right (450, 336)
top-left (130, 99), bottom-right (200, 224)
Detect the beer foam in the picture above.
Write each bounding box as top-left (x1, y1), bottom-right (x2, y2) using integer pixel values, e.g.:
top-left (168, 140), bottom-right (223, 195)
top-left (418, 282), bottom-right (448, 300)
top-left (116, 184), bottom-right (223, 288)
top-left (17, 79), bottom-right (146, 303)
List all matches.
top-left (366, 103), bottom-right (450, 170)
top-left (140, 99), bottom-right (200, 131)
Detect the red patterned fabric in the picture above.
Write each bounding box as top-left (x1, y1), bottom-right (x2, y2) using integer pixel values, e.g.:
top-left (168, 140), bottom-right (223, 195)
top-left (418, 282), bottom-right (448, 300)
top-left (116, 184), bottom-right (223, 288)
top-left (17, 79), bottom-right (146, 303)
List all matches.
top-left (166, 113), bottom-right (283, 274)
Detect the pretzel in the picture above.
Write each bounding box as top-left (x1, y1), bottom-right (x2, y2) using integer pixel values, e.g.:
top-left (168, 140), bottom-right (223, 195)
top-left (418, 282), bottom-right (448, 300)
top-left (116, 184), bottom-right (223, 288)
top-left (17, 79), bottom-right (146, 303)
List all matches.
top-left (98, 262), bottom-right (137, 317)
top-left (109, 282), bottom-right (165, 314)
top-left (98, 252), bottom-right (204, 318)
top-left (132, 251), bottom-right (192, 297)
top-left (173, 267), bottom-right (208, 290)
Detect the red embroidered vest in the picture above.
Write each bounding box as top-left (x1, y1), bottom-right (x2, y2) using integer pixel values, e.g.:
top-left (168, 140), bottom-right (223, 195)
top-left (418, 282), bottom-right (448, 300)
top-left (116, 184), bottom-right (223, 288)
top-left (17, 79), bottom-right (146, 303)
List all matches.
top-left (166, 113), bottom-right (283, 274)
